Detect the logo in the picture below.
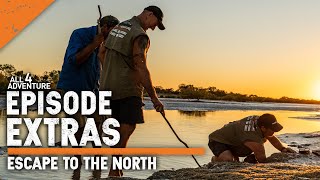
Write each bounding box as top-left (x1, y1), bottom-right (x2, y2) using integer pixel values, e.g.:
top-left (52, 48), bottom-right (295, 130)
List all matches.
top-left (0, 0), bottom-right (55, 48)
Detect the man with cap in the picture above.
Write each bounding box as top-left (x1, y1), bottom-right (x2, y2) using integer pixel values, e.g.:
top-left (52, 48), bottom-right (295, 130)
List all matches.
top-left (57, 15), bottom-right (119, 161)
top-left (208, 113), bottom-right (296, 163)
top-left (99, 6), bottom-right (165, 177)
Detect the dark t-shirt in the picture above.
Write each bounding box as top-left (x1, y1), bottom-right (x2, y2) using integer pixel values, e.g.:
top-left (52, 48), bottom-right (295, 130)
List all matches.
top-left (57, 26), bottom-right (100, 92)
top-left (209, 116), bottom-right (266, 146)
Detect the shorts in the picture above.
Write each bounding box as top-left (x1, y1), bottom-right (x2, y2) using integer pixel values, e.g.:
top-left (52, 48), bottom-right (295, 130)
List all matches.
top-left (208, 140), bottom-right (253, 157)
top-left (110, 96), bottom-right (144, 125)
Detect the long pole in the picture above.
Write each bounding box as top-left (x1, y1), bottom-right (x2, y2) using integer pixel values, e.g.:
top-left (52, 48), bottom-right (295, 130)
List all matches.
top-left (97, 5), bottom-right (102, 33)
top-left (160, 112), bottom-right (201, 168)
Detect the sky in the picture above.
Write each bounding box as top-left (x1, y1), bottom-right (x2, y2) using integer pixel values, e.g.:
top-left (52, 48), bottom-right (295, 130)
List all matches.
top-left (1, 0), bottom-right (320, 100)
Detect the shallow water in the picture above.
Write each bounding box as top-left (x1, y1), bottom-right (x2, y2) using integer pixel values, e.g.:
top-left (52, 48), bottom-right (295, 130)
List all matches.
top-left (0, 99), bottom-right (320, 179)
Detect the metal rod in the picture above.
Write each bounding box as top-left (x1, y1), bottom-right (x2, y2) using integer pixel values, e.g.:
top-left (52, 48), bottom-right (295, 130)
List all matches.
top-left (98, 5), bottom-right (102, 21)
top-left (97, 5), bottom-right (102, 32)
top-left (160, 112), bottom-right (201, 168)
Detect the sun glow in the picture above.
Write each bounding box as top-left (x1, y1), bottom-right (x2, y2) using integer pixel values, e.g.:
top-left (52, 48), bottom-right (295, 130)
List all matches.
top-left (313, 82), bottom-right (320, 100)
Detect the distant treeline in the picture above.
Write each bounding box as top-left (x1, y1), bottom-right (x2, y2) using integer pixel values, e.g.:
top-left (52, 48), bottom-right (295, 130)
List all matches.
top-left (1, 64), bottom-right (320, 104)
top-left (154, 85), bottom-right (320, 104)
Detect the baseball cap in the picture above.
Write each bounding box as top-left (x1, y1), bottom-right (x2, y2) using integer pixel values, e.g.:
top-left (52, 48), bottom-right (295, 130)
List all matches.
top-left (257, 114), bottom-right (283, 132)
top-left (100, 15), bottom-right (120, 27)
top-left (144, 6), bottom-right (165, 30)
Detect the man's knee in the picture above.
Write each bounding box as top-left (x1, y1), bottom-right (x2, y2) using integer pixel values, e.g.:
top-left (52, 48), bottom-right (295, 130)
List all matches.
top-left (119, 124), bottom-right (136, 136)
top-left (217, 156), bottom-right (234, 162)
top-left (113, 124), bottom-right (136, 148)
top-left (216, 150), bottom-right (234, 162)
top-left (116, 124), bottom-right (136, 142)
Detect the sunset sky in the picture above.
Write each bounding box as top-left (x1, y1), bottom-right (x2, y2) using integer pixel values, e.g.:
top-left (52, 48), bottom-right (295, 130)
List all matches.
top-left (1, 0), bottom-right (320, 100)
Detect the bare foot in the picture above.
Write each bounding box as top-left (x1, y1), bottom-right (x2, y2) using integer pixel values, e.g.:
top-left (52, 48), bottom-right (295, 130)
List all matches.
top-left (211, 156), bottom-right (216, 163)
top-left (108, 169), bottom-right (121, 177)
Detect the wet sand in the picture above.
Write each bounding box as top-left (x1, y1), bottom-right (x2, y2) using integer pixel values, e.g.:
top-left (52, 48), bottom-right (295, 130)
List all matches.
top-left (104, 131), bottom-right (320, 179)
top-left (145, 132), bottom-right (320, 179)
top-left (144, 152), bottom-right (320, 179)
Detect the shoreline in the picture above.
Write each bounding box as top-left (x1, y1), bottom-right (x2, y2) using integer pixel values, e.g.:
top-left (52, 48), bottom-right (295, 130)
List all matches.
top-left (146, 132), bottom-right (320, 179)
top-left (1, 96), bottom-right (320, 112)
top-left (1, 93), bottom-right (320, 106)
top-left (147, 155), bottom-right (320, 179)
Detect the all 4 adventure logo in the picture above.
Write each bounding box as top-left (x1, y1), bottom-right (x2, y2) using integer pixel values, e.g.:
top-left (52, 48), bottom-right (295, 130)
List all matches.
top-left (5, 73), bottom-right (159, 171)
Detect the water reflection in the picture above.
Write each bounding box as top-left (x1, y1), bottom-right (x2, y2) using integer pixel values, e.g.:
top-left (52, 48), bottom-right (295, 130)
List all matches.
top-left (289, 113), bottom-right (320, 120)
top-left (178, 110), bottom-right (207, 117)
top-left (72, 164), bottom-right (102, 180)
top-left (0, 108), bottom-right (6, 117)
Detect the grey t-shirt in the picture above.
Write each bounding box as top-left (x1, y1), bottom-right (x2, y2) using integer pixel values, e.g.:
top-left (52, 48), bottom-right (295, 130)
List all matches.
top-left (209, 116), bottom-right (266, 146)
top-left (100, 16), bottom-right (147, 100)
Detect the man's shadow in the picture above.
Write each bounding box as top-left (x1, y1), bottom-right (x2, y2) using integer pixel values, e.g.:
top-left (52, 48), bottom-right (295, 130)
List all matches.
top-left (72, 164), bottom-right (102, 180)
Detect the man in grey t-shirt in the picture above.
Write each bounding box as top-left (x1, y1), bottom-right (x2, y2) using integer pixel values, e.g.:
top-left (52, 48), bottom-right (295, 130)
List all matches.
top-left (208, 114), bottom-right (296, 163)
top-left (99, 6), bottom-right (165, 177)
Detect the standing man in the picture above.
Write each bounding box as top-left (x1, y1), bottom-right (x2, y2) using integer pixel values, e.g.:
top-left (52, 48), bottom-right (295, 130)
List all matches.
top-left (56, 15), bottom-right (119, 150)
top-left (99, 6), bottom-right (165, 177)
top-left (208, 114), bottom-right (296, 163)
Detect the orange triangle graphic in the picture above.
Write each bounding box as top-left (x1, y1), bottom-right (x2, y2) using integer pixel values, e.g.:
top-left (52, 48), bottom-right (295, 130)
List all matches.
top-left (0, 0), bottom-right (55, 48)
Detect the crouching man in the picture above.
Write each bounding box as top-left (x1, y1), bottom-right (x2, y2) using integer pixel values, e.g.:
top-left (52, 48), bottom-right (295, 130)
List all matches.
top-left (208, 113), bottom-right (296, 163)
